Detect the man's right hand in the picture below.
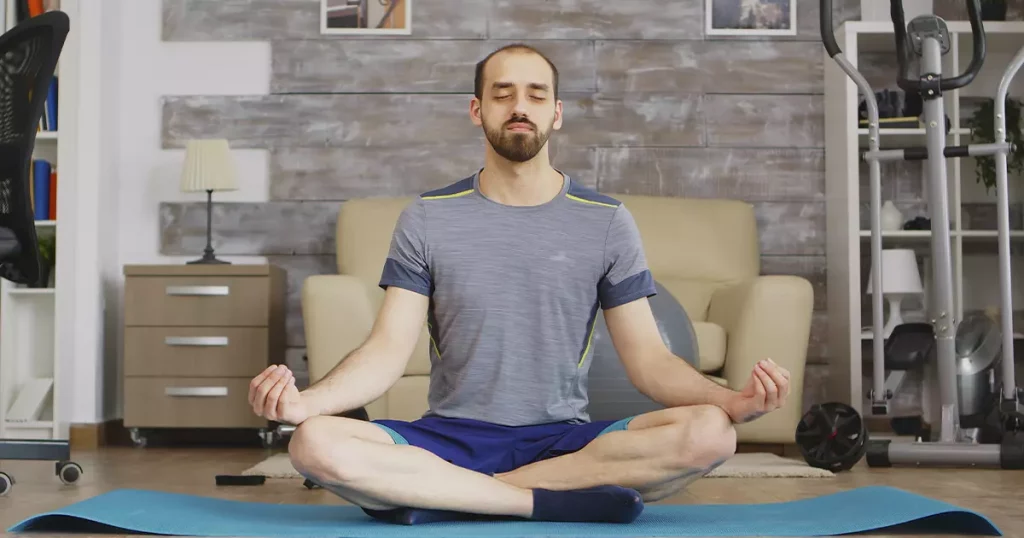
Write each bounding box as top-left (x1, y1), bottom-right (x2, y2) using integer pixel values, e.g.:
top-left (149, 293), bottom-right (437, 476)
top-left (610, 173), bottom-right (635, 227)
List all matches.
top-left (248, 364), bottom-right (311, 426)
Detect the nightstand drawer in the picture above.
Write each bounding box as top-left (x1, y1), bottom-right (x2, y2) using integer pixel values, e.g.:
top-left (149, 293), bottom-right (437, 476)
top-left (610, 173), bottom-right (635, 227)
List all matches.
top-left (123, 377), bottom-right (264, 428)
top-left (124, 276), bottom-right (270, 327)
top-left (124, 327), bottom-right (271, 377)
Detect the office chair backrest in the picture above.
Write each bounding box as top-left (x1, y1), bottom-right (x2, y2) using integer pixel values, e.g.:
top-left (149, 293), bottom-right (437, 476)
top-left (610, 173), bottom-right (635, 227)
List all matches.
top-left (0, 10), bottom-right (68, 286)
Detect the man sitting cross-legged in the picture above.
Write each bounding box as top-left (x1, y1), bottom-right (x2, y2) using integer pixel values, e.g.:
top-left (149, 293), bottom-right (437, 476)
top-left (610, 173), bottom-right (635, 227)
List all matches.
top-left (248, 43), bottom-right (791, 526)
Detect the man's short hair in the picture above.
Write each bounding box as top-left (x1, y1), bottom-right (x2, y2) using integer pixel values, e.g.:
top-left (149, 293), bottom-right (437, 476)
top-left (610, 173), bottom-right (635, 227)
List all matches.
top-left (474, 43), bottom-right (559, 100)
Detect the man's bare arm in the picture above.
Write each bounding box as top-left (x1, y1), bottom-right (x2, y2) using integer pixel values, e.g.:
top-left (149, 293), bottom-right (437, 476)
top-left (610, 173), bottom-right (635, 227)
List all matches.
top-left (300, 286), bottom-right (429, 417)
top-left (602, 297), bottom-right (737, 410)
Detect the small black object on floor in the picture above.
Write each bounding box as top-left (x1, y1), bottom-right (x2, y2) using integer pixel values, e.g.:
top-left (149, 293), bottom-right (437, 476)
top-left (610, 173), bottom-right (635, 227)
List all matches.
top-left (215, 475), bottom-right (266, 486)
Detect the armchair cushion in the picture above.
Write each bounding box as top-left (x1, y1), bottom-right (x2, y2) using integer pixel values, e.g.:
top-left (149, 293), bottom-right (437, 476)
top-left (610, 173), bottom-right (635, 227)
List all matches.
top-left (707, 274), bottom-right (814, 442)
top-left (655, 276), bottom-right (716, 323)
top-left (692, 321), bottom-right (727, 372)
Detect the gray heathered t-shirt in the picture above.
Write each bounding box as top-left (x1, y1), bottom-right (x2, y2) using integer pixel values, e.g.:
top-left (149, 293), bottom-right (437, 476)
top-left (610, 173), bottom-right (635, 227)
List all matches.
top-left (378, 170), bottom-right (656, 427)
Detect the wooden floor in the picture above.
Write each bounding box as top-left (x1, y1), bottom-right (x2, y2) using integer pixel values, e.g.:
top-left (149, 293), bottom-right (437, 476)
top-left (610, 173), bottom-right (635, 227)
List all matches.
top-left (0, 446), bottom-right (1021, 537)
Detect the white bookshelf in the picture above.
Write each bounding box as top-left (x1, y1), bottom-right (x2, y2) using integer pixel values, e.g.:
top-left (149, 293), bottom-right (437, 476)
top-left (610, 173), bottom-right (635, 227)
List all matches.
top-left (0, 1), bottom-right (67, 441)
top-left (826, 20), bottom-right (1024, 418)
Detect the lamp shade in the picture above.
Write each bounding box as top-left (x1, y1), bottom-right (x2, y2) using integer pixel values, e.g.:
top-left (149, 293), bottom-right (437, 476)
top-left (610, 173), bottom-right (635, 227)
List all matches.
top-left (180, 139), bottom-right (238, 192)
top-left (867, 248), bottom-right (924, 294)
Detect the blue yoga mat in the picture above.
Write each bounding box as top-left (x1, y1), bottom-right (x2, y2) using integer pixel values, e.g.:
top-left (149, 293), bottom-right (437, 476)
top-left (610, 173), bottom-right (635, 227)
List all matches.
top-left (8, 485), bottom-right (1001, 537)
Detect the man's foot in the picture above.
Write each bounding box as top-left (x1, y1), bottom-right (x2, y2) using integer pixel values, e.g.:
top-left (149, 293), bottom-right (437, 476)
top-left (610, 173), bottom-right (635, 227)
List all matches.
top-left (362, 485), bottom-right (645, 525)
top-left (531, 485), bottom-right (644, 523)
top-left (362, 507), bottom-right (484, 525)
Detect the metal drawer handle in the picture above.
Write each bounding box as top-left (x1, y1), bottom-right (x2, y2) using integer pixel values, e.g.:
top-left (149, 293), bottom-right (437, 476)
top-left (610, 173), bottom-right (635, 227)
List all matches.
top-left (165, 285), bottom-right (229, 296)
top-left (165, 387), bottom-right (228, 397)
top-left (164, 336), bottom-right (229, 347)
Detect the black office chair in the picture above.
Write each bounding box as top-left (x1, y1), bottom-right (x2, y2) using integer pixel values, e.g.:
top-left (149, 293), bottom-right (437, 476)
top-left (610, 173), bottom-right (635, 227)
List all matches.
top-left (0, 9), bottom-right (75, 497)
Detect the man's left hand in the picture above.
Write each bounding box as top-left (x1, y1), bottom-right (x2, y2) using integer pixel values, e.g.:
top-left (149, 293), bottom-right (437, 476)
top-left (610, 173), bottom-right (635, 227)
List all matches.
top-left (721, 358), bottom-right (790, 424)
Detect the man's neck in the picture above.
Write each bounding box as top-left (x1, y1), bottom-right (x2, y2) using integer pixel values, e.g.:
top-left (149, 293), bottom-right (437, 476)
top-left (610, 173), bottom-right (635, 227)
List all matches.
top-left (478, 152), bottom-right (564, 207)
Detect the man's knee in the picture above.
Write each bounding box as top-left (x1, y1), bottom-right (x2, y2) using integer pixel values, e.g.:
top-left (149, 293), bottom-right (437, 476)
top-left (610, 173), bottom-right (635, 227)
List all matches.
top-left (668, 404), bottom-right (737, 470)
top-left (288, 416), bottom-right (329, 477)
top-left (288, 416), bottom-right (365, 485)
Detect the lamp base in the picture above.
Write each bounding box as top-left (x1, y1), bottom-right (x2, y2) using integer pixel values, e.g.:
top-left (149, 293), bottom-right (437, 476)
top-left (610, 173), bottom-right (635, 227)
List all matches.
top-left (884, 295), bottom-right (906, 336)
top-left (187, 189), bottom-right (231, 265)
top-left (186, 254), bottom-right (230, 265)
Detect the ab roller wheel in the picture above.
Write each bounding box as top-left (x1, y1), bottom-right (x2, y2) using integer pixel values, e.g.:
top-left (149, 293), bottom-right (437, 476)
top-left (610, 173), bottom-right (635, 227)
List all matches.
top-left (796, 402), bottom-right (868, 472)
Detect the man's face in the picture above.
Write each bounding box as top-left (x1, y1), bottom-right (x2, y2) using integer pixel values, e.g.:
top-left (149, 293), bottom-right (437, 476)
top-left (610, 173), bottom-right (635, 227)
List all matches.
top-left (472, 51), bottom-right (562, 163)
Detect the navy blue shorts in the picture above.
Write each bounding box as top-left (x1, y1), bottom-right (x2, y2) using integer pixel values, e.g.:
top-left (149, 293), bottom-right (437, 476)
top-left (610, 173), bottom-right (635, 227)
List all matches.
top-left (371, 415), bottom-right (635, 475)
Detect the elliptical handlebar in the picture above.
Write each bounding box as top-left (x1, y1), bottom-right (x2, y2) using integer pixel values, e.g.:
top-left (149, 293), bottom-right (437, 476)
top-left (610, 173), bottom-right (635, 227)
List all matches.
top-left (820, 0), bottom-right (841, 58)
top-left (820, 0), bottom-right (986, 91)
top-left (893, 0), bottom-right (985, 91)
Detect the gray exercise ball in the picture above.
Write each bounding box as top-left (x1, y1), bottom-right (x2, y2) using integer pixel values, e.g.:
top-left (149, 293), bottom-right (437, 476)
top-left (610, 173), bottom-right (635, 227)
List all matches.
top-left (586, 280), bottom-right (700, 421)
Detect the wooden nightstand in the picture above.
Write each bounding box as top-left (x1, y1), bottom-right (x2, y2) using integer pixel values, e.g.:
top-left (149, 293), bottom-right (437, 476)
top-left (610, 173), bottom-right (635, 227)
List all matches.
top-left (122, 263), bottom-right (286, 447)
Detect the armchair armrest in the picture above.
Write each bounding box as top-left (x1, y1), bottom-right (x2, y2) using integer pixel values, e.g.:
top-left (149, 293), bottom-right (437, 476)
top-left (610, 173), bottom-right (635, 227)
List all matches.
top-left (707, 275), bottom-right (814, 443)
top-left (301, 275), bottom-right (377, 385)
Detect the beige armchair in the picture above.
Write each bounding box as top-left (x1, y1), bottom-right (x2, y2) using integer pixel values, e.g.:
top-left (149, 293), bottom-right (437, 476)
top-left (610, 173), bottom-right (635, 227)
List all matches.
top-left (302, 194), bottom-right (814, 444)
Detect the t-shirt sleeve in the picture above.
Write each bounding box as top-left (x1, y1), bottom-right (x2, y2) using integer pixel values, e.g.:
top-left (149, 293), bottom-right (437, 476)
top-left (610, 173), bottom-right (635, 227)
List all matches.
top-left (599, 205), bottom-right (657, 309)
top-left (378, 199), bottom-right (432, 296)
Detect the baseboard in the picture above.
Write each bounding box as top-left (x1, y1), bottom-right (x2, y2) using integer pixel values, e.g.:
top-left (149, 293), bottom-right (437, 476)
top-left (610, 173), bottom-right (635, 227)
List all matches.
top-left (69, 419), bottom-right (132, 449)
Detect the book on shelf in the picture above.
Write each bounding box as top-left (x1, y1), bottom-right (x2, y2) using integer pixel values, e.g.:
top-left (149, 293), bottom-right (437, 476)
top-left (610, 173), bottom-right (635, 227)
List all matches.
top-left (38, 75), bottom-right (56, 132)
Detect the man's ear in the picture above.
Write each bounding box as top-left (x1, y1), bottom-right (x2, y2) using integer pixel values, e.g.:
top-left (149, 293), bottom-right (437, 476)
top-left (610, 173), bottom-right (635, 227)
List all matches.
top-left (552, 99), bottom-right (563, 130)
top-left (470, 97), bottom-right (483, 127)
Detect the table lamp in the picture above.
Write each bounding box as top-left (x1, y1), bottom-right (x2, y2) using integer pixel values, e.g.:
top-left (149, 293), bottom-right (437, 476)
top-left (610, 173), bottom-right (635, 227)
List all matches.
top-left (867, 248), bottom-right (924, 334)
top-left (179, 139), bottom-right (238, 265)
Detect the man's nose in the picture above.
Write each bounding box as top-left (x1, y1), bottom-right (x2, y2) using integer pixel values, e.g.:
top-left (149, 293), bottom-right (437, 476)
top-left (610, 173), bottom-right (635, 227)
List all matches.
top-left (512, 93), bottom-right (529, 114)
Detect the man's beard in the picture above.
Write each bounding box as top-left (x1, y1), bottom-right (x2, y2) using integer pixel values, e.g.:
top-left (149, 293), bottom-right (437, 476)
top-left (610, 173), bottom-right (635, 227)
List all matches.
top-left (483, 116), bottom-right (551, 163)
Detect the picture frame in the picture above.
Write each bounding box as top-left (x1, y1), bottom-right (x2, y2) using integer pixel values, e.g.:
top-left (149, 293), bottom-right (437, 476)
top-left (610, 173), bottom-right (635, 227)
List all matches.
top-left (320, 0), bottom-right (411, 35)
top-left (705, 0), bottom-right (797, 36)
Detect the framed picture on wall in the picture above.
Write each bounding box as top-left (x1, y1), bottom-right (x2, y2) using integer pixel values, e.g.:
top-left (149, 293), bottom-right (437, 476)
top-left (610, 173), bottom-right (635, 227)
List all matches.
top-left (706, 0), bottom-right (797, 36)
top-left (321, 0), bottom-right (412, 35)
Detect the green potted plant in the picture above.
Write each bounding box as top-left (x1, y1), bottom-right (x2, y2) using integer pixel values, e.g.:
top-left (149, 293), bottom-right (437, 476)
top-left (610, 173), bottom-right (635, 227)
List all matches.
top-left (980, 0), bottom-right (1007, 20)
top-left (965, 97), bottom-right (1024, 193)
top-left (36, 234), bottom-right (55, 288)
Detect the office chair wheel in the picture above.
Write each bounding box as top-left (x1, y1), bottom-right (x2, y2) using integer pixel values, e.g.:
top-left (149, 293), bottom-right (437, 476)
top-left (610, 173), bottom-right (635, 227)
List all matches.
top-left (56, 461), bottom-right (82, 485)
top-left (0, 471), bottom-right (11, 496)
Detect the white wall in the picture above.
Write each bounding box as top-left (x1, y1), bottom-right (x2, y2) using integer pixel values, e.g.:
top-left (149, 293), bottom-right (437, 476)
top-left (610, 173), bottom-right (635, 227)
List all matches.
top-left (68, 0), bottom-right (272, 424)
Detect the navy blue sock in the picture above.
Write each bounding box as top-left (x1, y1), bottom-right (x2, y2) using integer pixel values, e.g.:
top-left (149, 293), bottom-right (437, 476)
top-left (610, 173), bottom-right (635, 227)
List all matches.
top-left (362, 506), bottom-right (484, 525)
top-left (531, 485), bottom-right (644, 523)
top-left (361, 485), bottom-right (644, 525)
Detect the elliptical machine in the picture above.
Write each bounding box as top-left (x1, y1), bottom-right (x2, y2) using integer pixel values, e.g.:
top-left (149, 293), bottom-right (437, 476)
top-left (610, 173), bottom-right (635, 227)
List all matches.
top-left (802, 0), bottom-right (1024, 469)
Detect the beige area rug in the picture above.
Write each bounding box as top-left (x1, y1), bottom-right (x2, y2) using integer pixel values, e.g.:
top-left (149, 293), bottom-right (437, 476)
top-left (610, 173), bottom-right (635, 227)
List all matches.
top-left (242, 452), bottom-right (833, 479)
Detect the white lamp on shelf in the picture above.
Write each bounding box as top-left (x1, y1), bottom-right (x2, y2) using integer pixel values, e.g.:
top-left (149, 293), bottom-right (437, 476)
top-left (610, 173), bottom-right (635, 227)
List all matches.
top-left (867, 248), bottom-right (925, 335)
top-left (179, 139), bottom-right (238, 265)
